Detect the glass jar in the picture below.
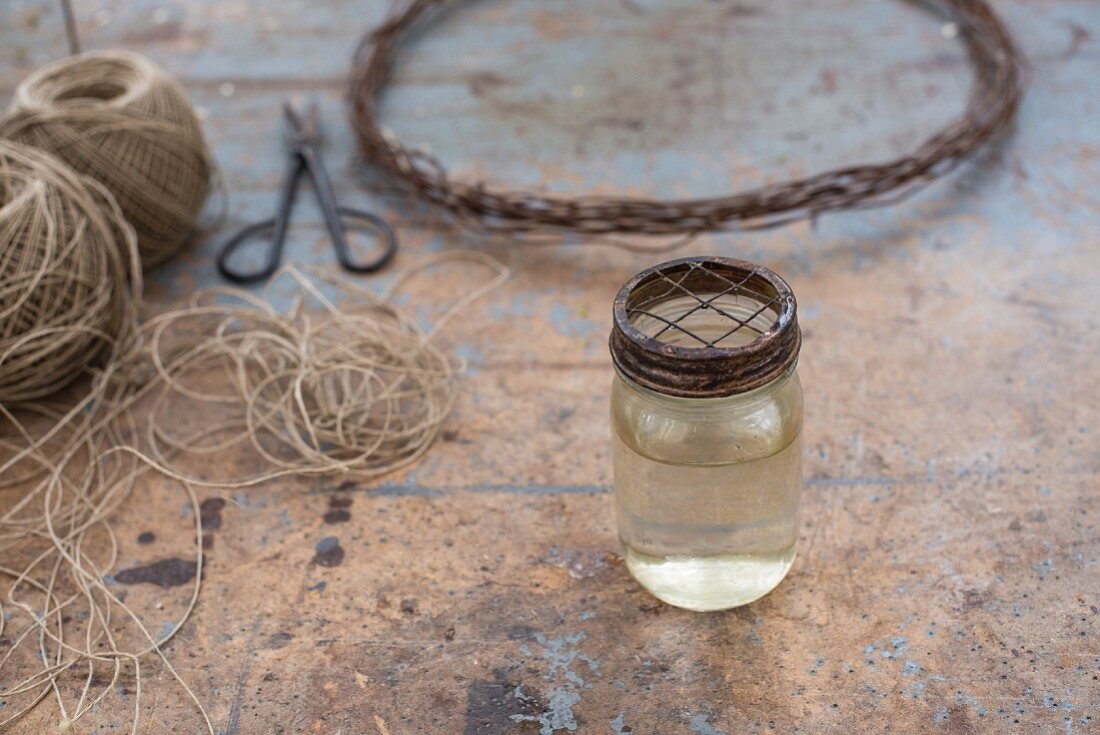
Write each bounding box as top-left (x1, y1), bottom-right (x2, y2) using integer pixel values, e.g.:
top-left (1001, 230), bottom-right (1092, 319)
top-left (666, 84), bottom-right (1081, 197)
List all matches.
top-left (609, 256), bottom-right (803, 612)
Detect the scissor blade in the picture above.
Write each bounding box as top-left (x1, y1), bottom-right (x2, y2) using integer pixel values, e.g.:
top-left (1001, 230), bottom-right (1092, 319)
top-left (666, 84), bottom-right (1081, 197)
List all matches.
top-left (281, 101), bottom-right (309, 151)
top-left (282, 100), bottom-right (322, 150)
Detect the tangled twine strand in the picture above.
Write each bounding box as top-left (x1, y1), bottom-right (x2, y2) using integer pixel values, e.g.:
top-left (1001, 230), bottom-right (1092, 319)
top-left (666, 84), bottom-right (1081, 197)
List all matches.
top-left (0, 252), bottom-right (508, 734)
top-left (1, 50), bottom-right (213, 269)
top-left (0, 139), bottom-right (139, 404)
top-left (136, 254), bottom-right (508, 481)
top-left (349, 0), bottom-right (1024, 238)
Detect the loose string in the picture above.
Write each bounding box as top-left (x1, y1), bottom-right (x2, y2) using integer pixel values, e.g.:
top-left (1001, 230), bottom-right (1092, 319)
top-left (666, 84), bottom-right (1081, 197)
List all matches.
top-left (0, 251), bottom-right (509, 734)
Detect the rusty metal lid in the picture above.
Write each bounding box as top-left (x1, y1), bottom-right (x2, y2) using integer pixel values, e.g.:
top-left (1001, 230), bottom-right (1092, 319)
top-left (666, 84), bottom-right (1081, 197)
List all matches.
top-left (609, 256), bottom-right (801, 398)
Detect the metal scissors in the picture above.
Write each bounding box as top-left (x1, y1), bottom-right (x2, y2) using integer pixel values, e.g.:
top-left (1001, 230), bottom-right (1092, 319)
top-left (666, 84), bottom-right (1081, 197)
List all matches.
top-left (217, 100), bottom-right (397, 283)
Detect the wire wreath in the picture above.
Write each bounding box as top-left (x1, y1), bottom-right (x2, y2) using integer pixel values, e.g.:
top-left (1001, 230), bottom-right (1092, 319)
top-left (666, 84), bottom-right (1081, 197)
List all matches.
top-left (349, 0), bottom-right (1024, 239)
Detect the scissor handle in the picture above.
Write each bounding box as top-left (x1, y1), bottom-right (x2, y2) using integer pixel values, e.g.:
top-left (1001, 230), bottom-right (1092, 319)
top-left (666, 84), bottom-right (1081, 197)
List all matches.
top-left (299, 145), bottom-right (397, 274)
top-left (217, 218), bottom-right (283, 284)
top-left (330, 207), bottom-right (398, 273)
top-left (218, 154), bottom-right (303, 284)
top-left (217, 206), bottom-right (398, 284)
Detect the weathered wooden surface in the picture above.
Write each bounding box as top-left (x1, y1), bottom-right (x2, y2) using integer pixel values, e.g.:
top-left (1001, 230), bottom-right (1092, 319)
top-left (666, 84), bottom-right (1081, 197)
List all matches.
top-left (2, 0), bottom-right (1099, 733)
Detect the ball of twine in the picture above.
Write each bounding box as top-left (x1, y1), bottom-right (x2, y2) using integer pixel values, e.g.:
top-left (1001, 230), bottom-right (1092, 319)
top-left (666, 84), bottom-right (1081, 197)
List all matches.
top-left (1, 50), bottom-right (212, 269)
top-left (0, 139), bottom-right (138, 403)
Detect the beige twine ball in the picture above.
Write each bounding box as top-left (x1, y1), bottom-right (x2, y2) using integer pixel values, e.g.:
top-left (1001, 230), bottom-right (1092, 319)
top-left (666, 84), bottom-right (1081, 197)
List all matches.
top-left (0, 139), bottom-right (138, 403)
top-left (0, 50), bottom-right (212, 270)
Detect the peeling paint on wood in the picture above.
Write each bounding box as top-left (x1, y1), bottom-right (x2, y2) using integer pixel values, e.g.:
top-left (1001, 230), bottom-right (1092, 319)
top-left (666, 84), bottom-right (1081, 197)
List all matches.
top-left (1, 0), bottom-right (1098, 732)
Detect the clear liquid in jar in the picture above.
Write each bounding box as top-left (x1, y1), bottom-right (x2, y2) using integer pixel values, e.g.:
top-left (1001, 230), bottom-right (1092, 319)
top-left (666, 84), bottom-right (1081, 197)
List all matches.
top-left (613, 431), bottom-right (801, 611)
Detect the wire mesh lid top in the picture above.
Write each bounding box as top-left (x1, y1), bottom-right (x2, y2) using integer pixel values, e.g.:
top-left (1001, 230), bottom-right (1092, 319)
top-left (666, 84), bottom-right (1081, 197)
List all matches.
top-left (610, 256), bottom-right (800, 398)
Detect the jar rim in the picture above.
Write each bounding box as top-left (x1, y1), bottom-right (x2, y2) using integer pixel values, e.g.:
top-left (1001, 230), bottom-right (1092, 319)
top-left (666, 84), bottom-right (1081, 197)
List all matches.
top-left (609, 256), bottom-right (801, 398)
top-left (614, 360), bottom-right (799, 406)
